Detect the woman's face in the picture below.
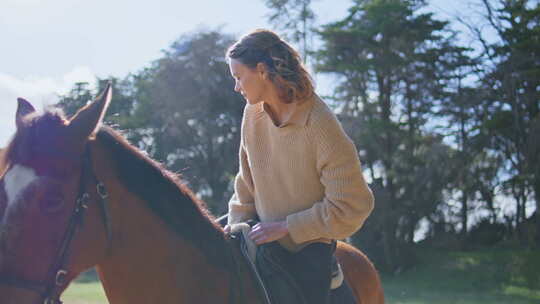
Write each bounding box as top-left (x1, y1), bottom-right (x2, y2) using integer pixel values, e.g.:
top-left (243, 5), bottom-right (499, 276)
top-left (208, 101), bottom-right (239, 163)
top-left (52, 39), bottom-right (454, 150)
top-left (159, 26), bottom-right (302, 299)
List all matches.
top-left (229, 58), bottom-right (267, 105)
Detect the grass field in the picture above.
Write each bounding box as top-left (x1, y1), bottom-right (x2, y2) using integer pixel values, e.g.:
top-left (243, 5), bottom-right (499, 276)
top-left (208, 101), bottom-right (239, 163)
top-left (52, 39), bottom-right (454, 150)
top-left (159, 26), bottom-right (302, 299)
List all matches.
top-left (62, 282), bottom-right (107, 304)
top-left (61, 248), bottom-right (540, 304)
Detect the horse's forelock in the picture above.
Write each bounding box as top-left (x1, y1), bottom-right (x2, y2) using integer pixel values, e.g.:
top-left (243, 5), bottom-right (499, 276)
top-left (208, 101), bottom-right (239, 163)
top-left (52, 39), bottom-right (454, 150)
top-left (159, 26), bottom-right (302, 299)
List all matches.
top-left (6, 108), bottom-right (69, 168)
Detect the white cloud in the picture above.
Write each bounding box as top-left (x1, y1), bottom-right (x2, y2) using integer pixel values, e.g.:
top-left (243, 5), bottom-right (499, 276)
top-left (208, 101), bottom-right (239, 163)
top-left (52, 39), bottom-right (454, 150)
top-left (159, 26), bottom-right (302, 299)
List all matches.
top-left (0, 66), bottom-right (96, 147)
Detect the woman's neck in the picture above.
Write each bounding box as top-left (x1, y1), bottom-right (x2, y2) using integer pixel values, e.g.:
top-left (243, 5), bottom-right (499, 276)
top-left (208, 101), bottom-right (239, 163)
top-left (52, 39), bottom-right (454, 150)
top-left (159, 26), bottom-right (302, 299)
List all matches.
top-left (263, 90), bottom-right (295, 126)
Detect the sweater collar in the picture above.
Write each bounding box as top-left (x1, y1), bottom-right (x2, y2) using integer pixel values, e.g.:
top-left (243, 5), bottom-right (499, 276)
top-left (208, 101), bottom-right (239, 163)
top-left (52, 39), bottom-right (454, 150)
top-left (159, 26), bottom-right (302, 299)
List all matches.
top-left (260, 94), bottom-right (315, 128)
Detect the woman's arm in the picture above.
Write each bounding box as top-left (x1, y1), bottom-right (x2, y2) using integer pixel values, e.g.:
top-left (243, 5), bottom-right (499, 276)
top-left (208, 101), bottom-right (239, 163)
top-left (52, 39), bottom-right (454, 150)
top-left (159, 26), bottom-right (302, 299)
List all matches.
top-left (228, 131), bottom-right (257, 225)
top-left (286, 113), bottom-right (375, 244)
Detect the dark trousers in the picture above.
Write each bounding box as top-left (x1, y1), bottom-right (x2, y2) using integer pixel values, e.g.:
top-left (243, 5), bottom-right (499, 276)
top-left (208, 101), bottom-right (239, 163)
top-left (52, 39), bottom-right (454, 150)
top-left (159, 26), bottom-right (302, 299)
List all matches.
top-left (256, 241), bottom-right (333, 304)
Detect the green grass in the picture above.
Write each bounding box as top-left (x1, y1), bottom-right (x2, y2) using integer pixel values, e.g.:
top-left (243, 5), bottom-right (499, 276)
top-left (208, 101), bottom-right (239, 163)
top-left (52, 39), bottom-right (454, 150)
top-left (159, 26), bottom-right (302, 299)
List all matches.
top-left (62, 248), bottom-right (540, 304)
top-left (62, 281), bottom-right (107, 304)
top-left (382, 248), bottom-right (540, 304)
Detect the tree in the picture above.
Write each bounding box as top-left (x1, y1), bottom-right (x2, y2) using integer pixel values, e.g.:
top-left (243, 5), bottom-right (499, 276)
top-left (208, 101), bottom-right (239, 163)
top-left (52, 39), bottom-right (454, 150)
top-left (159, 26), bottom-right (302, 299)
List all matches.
top-left (264, 0), bottom-right (316, 62)
top-left (473, 0), bottom-right (540, 244)
top-left (58, 30), bottom-right (245, 214)
top-left (128, 30), bottom-right (245, 213)
top-left (316, 0), bottom-right (473, 270)
top-left (56, 78), bottom-right (134, 126)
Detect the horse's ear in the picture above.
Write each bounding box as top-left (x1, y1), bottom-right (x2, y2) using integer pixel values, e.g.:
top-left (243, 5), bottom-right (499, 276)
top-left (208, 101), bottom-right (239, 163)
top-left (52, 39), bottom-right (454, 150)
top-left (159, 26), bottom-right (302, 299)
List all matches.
top-left (16, 98), bottom-right (36, 129)
top-left (68, 82), bottom-right (112, 143)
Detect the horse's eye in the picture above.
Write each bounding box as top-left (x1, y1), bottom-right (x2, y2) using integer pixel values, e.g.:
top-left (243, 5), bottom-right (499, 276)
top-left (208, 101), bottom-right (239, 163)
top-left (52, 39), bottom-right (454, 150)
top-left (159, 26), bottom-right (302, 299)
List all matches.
top-left (40, 189), bottom-right (65, 214)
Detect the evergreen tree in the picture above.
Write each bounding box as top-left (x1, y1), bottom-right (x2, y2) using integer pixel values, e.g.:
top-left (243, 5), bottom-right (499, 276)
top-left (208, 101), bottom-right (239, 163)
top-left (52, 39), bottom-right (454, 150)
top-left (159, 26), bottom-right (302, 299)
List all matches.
top-left (474, 0), bottom-right (540, 244)
top-left (316, 0), bottom-right (474, 270)
top-left (264, 0), bottom-right (316, 61)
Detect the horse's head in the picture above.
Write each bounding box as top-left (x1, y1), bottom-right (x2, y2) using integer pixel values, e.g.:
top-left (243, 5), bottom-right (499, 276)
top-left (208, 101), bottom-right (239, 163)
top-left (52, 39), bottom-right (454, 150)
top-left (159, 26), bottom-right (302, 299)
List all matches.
top-left (0, 84), bottom-right (112, 303)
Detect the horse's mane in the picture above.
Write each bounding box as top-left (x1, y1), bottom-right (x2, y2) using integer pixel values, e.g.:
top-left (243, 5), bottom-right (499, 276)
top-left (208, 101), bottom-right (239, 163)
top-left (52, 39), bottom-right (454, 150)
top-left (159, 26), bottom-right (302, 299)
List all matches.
top-left (96, 126), bottom-right (230, 267)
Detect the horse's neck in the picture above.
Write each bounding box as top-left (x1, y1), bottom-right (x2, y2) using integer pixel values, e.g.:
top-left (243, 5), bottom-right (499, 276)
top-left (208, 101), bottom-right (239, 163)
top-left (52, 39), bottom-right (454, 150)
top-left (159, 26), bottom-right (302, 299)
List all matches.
top-left (96, 189), bottom-right (230, 303)
top-left (92, 148), bottom-right (230, 303)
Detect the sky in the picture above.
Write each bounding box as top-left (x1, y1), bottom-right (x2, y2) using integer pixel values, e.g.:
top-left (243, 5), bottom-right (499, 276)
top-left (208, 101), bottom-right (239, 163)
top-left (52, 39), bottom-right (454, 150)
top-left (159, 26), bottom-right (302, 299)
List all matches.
top-left (0, 0), bottom-right (485, 147)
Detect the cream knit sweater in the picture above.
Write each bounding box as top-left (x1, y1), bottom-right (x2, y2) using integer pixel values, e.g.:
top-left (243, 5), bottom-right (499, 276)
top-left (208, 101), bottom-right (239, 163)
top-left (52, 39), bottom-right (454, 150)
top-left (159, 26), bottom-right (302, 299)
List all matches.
top-left (227, 95), bottom-right (374, 251)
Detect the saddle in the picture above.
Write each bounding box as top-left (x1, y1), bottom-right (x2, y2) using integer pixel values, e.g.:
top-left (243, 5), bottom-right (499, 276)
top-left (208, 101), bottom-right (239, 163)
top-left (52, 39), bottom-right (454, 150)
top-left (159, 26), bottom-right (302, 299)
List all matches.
top-left (223, 217), bottom-right (357, 304)
top-left (227, 225), bottom-right (271, 304)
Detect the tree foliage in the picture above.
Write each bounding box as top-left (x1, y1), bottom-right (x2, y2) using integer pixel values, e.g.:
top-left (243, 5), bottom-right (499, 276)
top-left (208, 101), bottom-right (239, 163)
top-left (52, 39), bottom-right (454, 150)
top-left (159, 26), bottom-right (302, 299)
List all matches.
top-left (316, 0), bottom-right (486, 270)
top-left (132, 31), bottom-right (244, 212)
top-left (57, 30), bottom-right (243, 213)
top-left (264, 0), bottom-right (316, 61)
top-left (473, 0), bottom-right (540, 244)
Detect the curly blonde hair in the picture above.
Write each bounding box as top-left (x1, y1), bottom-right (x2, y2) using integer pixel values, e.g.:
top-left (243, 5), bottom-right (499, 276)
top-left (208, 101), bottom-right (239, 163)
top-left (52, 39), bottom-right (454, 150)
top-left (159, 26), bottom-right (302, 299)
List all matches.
top-left (226, 29), bottom-right (314, 104)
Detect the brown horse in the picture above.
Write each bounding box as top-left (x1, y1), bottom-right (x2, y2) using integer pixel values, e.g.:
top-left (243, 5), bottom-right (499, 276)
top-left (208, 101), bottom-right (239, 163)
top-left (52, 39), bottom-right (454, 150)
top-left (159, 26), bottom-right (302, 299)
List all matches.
top-left (0, 86), bottom-right (384, 304)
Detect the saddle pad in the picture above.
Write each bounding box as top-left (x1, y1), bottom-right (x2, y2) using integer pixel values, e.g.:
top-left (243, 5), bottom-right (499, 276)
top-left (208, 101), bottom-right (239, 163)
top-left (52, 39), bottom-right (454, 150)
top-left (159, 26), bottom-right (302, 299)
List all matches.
top-left (229, 223), bottom-right (344, 290)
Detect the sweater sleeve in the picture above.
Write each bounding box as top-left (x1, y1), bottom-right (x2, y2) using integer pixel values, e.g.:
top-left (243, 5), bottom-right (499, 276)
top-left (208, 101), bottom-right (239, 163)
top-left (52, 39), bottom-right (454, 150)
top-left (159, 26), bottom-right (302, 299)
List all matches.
top-left (286, 114), bottom-right (374, 244)
top-left (227, 112), bottom-right (257, 225)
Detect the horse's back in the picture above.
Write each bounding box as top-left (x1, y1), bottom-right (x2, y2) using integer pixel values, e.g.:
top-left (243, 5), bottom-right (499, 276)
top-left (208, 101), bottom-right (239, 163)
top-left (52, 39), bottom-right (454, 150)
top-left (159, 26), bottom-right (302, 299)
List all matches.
top-left (336, 241), bottom-right (384, 304)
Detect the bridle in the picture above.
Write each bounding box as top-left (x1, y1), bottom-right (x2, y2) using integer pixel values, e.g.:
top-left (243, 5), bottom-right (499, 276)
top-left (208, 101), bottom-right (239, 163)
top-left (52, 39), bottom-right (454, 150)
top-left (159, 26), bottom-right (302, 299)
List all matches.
top-left (0, 145), bottom-right (113, 304)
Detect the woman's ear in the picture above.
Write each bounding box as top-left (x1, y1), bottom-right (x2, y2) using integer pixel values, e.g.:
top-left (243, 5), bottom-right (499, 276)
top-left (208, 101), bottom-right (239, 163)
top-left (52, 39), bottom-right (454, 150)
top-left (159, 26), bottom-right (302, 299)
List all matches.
top-left (256, 62), bottom-right (268, 80)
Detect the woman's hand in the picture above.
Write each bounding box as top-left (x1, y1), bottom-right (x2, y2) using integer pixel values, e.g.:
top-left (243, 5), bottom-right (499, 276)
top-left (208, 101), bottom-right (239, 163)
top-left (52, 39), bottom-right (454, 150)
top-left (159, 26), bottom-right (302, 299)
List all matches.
top-left (248, 221), bottom-right (289, 245)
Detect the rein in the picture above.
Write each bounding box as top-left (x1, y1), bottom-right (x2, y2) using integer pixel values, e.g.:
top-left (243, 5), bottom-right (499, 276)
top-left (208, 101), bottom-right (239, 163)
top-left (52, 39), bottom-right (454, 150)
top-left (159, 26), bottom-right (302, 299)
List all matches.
top-left (0, 145), bottom-right (112, 304)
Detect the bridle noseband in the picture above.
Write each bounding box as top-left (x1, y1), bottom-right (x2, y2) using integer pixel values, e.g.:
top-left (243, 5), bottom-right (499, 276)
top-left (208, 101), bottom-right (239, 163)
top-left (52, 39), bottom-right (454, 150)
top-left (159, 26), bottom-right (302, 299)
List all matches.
top-left (0, 146), bottom-right (112, 304)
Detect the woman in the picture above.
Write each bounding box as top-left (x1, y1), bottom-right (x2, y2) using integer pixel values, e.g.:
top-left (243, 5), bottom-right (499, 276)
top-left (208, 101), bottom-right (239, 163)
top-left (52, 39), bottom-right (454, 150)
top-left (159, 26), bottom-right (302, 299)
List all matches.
top-left (225, 29), bottom-right (374, 304)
